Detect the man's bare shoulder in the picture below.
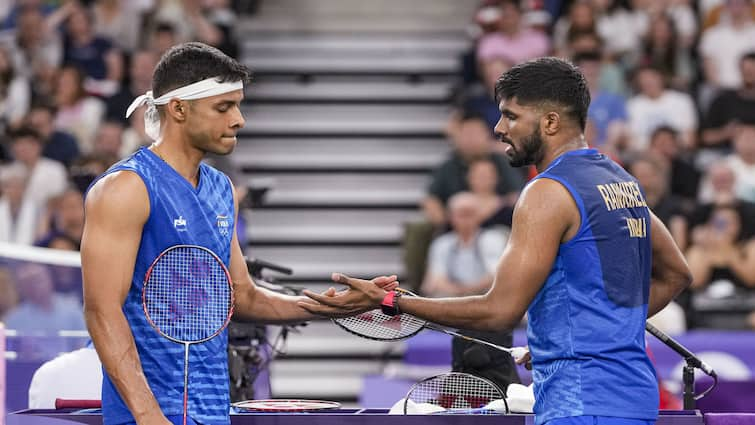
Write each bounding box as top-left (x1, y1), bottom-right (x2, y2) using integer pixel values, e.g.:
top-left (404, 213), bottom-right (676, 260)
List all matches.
top-left (513, 178), bottom-right (580, 241)
top-left (85, 171), bottom-right (149, 218)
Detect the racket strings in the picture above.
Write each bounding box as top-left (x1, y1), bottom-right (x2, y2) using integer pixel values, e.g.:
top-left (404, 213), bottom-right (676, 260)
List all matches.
top-left (408, 373), bottom-right (503, 411)
top-left (336, 310), bottom-right (425, 340)
top-left (144, 246), bottom-right (232, 343)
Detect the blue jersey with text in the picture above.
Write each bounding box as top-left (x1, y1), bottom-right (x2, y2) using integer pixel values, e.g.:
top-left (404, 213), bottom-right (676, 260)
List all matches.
top-left (92, 147), bottom-right (235, 425)
top-left (527, 149), bottom-right (658, 425)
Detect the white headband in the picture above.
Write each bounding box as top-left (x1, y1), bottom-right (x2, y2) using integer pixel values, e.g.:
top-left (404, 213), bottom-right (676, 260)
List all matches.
top-left (125, 77), bottom-right (244, 141)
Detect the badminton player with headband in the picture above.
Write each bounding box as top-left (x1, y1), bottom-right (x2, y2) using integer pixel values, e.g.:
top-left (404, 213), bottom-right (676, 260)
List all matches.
top-left (301, 57), bottom-right (693, 425)
top-left (81, 42), bottom-right (397, 425)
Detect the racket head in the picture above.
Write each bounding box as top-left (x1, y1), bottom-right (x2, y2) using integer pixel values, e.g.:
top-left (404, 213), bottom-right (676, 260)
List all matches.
top-left (403, 372), bottom-right (506, 415)
top-left (142, 244), bottom-right (234, 344)
top-left (333, 288), bottom-right (426, 341)
top-left (232, 399), bottom-right (341, 412)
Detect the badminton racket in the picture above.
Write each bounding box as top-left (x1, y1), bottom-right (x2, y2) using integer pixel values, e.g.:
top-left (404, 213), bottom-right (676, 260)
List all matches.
top-left (333, 288), bottom-right (528, 360)
top-left (404, 372), bottom-right (506, 414)
top-left (143, 245), bottom-right (234, 425)
top-left (232, 399), bottom-right (341, 412)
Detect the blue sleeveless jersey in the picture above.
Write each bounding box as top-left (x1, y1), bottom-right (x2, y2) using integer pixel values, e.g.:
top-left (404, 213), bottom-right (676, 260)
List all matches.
top-left (92, 148), bottom-right (235, 425)
top-left (528, 149), bottom-right (658, 425)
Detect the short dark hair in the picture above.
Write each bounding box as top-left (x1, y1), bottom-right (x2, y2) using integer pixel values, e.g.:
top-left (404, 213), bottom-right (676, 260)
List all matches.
top-left (8, 126), bottom-right (43, 144)
top-left (572, 50), bottom-right (602, 65)
top-left (152, 42), bottom-right (251, 98)
top-left (650, 125), bottom-right (678, 141)
top-left (494, 57), bottom-right (591, 130)
top-left (741, 51), bottom-right (755, 64)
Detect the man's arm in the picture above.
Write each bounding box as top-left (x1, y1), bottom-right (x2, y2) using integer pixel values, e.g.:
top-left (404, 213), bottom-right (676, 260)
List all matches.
top-left (301, 179), bottom-right (576, 332)
top-left (81, 172), bottom-right (170, 424)
top-left (647, 212), bottom-right (693, 317)
top-left (226, 181), bottom-right (396, 323)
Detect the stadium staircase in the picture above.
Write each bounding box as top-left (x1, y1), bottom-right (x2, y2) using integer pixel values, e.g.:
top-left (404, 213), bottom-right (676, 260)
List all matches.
top-left (233, 0), bottom-right (476, 405)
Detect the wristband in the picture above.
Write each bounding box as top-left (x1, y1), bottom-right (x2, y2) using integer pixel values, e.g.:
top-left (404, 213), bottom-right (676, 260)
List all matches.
top-left (380, 290), bottom-right (402, 316)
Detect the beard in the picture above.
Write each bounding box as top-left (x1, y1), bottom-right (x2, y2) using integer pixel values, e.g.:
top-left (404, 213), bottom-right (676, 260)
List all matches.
top-left (506, 126), bottom-right (545, 168)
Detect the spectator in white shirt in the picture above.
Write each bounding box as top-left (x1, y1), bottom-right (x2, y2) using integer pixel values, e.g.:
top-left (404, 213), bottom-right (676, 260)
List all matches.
top-left (627, 65), bottom-right (697, 151)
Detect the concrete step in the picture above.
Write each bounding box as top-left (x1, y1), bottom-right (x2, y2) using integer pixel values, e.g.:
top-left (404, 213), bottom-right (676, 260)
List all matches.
top-left (242, 55), bottom-right (460, 77)
top-left (241, 34), bottom-right (470, 56)
top-left (233, 137), bottom-right (449, 171)
top-left (239, 104), bottom-right (449, 136)
top-left (246, 81), bottom-right (453, 103)
top-left (237, 0), bottom-right (477, 33)
top-left (243, 245), bottom-right (403, 280)
top-left (245, 172), bottom-right (429, 207)
top-left (246, 208), bottom-right (421, 244)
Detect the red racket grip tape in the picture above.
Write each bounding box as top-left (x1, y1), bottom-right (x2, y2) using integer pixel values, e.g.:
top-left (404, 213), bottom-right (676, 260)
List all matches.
top-left (55, 399), bottom-right (102, 409)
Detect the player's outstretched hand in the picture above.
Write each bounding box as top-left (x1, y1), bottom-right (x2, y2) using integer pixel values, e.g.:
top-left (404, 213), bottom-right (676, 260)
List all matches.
top-left (298, 273), bottom-right (395, 318)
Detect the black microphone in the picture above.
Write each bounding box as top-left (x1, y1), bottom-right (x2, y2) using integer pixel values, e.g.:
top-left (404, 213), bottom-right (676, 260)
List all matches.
top-left (645, 322), bottom-right (716, 377)
top-left (245, 257), bottom-right (293, 276)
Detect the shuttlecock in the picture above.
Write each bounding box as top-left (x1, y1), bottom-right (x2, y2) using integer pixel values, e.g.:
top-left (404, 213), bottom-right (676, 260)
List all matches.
top-left (411, 402), bottom-right (446, 414)
top-left (484, 398), bottom-right (508, 413)
top-left (389, 398), bottom-right (413, 414)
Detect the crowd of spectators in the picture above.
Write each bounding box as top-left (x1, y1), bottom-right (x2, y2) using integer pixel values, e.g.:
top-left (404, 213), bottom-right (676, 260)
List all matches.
top-left (417, 0), bottom-right (755, 332)
top-left (0, 0), bottom-right (246, 347)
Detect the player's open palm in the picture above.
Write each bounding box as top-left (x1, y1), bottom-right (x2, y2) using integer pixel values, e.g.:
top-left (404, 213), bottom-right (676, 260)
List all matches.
top-left (299, 273), bottom-right (391, 317)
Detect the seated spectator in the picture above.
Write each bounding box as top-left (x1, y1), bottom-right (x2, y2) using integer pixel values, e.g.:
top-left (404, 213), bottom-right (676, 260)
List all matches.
top-left (594, 0), bottom-right (649, 67)
top-left (26, 102), bottom-right (80, 167)
top-left (698, 0), bottom-right (755, 91)
top-left (91, 119), bottom-right (125, 158)
top-left (148, 21), bottom-right (180, 56)
top-left (727, 124), bottom-right (755, 202)
top-left (467, 158), bottom-right (515, 228)
top-left (0, 45), bottom-right (30, 132)
top-left (686, 205), bottom-right (755, 293)
top-left (627, 65), bottom-right (698, 151)
top-left (6, 6), bottom-right (62, 87)
top-left (53, 65), bottom-right (106, 154)
top-left (573, 51), bottom-right (628, 153)
top-left (423, 113), bottom-right (524, 230)
top-left (92, 0), bottom-right (150, 53)
top-left (700, 52), bottom-right (755, 155)
top-left (692, 160), bottom-right (755, 241)
top-left (0, 164), bottom-right (37, 245)
top-left (552, 1), bottom-right (597, 58)
top-left (422, 192), bottom-right (519, 392)
top-left (3, 262), bottom-right (86, 359)
top-left (475, 0), bottom-right (550, 65)
top-left (105, 49), bottom-right (159, 125)
top-left (627, 154), bottom-right (692, 250)
top-left (6, 126), bottom-right (68, 216)
top-left (460, 54), bottom-right (514, 132)
top-left (647, 126), bottom-right (700, 200)
top-left (61, 5), bottom-right (123, 96)
top-left (639, 13), bottom-right (695, 91)
top-left (36, 186), bottom-right (85, 250)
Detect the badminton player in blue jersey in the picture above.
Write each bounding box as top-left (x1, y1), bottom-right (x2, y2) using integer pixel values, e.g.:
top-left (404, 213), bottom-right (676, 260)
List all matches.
top-left (81, 42), bottom-right (396, 425)
top-left (301, 57), bottom-right (693, 425)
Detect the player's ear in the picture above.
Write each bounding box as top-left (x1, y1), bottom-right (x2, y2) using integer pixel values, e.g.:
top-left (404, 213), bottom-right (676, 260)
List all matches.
top-left (541, 111), bottom-right (560, 136)
top-left (166, 99), bottom-right (187, 122)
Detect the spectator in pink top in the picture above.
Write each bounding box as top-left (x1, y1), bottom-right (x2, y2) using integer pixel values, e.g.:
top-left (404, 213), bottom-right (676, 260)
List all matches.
top-left (476, 0), bottom-right (550, 65)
